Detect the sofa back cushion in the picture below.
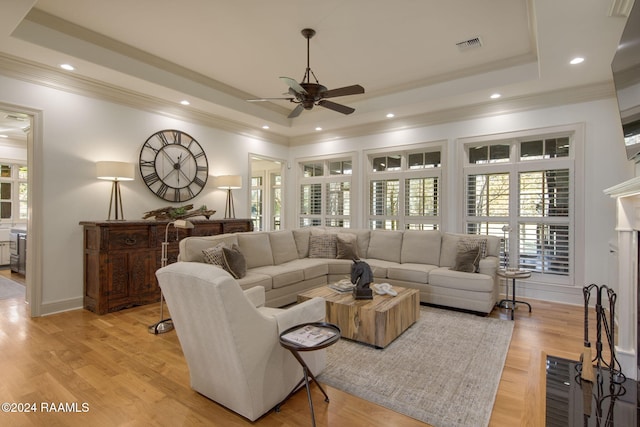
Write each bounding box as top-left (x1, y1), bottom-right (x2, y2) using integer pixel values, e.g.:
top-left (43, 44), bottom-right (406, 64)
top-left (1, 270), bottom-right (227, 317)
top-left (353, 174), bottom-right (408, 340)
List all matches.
top-left (237, 232), bottom-right (274, 268)
top-left (400, 230), bottom-right (441, 265)
top-left (366, 230), bottom-right (403, 263)
top-left (269, 230), bottom-right (300, 265)
top-left (179, 235), bottom-right (239, 262)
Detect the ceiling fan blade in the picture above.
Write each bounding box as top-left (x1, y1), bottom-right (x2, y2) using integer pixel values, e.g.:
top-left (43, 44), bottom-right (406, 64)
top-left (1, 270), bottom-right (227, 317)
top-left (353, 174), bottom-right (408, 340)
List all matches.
top-left (318, 100), bottom-right (355, 115)
top-left (322, 84), bottom-right (365, 99)
top-left (288, 104), bottom-right (305, 118)
top-left (246, 97), bottom-right (294, 102)
top-left (280, 77), bottom-right (308, 95)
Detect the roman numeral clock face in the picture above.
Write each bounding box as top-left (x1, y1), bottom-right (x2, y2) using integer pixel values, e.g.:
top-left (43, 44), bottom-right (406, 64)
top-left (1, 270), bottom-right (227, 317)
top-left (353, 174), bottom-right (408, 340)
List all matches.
top-left (139, 130), bottom-right (209, 202)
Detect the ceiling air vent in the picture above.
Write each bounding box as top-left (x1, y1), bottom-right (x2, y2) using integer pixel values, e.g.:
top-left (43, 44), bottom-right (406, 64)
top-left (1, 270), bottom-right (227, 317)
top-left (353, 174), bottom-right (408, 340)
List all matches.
top-left (456, 37), bottom-right (483, 52)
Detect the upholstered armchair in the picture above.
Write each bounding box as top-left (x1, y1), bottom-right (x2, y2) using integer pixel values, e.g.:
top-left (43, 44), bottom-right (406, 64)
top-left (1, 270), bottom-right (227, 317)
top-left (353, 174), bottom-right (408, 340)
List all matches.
top-left (156, 262), bottom-right (327, 421)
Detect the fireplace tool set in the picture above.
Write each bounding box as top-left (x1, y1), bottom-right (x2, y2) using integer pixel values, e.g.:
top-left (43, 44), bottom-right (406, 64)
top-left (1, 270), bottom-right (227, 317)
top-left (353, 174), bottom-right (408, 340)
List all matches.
top-left (576, 284), bottom-right (627, 424)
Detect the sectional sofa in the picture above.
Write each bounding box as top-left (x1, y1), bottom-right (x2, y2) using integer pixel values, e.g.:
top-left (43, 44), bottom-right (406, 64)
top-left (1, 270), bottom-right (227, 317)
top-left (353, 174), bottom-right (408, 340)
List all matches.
top-left (178, 227), bottom-right (501, 314)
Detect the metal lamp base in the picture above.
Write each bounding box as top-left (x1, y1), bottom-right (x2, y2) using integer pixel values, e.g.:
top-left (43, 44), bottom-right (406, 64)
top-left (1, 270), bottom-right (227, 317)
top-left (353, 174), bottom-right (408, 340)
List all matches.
top-left (148, 319), bottom-right (174, 335)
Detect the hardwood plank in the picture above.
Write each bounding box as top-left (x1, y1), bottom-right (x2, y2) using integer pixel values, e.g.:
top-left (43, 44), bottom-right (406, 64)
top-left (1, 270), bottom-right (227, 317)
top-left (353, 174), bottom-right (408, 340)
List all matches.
top-left (0, 287), bottom-right (609, 426)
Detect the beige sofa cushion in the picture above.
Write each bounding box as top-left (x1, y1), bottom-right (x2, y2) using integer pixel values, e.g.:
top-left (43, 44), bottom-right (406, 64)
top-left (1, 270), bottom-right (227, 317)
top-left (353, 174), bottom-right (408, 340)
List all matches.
top-left (269, 230), bottom-right (299, 265)
top-left (237, 232), bottom-right (274, 268)
top-left (387, 263), bottom-right (438, 283)
top-left (428, 267), bottom-right (495, 292)
top-left (292, 228), bottom-right (313, 258)
top-left (400, 230), bottom-right (441, 265)
top-left (367, 230), bottom-right (403, 263)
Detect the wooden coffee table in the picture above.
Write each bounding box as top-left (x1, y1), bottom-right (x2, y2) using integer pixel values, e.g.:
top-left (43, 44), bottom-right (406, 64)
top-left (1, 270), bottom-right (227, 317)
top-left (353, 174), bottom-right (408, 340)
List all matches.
top-left (298, 285), bottom-right (420, 348)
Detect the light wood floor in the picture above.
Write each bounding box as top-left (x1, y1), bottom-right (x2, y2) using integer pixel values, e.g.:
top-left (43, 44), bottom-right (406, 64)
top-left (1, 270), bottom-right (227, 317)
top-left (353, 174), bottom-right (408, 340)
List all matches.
top-left (0, 283), bottom-right (605, 426)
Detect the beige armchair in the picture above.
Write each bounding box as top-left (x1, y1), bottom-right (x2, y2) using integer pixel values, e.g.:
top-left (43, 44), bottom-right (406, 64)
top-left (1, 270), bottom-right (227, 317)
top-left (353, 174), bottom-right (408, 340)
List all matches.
top-left (156, 262), bottom-right (327, 421)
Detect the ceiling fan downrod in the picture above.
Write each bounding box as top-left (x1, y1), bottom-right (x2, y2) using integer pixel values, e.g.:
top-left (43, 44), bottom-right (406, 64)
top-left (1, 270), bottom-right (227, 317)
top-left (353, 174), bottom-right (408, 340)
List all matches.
top-left (301, 28), bottom-right (318, 85)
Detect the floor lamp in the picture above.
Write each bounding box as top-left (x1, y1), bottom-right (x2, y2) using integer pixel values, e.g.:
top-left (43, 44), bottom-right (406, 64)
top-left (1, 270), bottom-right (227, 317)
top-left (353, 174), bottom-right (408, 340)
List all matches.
top-left (214, 175), bottom-right (242, 219)
top-left (96, 161), bottom-right (135, 220)
top-left (148, 219), bottom-right (194, 334)
top-left (500, 225), bottom-right (513, 309)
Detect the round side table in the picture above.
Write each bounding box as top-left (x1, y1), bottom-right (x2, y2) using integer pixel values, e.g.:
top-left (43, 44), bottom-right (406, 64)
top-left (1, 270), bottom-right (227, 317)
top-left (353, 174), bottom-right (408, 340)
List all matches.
top-left (496, 269), bottom-right (532, 320)
top-left (278, 322), bottom-right (341, 427)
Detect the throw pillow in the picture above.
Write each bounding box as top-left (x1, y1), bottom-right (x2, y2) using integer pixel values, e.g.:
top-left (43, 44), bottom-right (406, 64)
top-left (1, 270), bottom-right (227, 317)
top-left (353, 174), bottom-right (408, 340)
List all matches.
top-left (202, 243), bottom-right (228, 270)
top-left (309, 234), bottom-right (337, 258)
top-left (336, 233), bottom-right (360, 260)
top-left (453, 238), bottom-right (483, 273)
top-left (222, 243), bottom-right (247, 279)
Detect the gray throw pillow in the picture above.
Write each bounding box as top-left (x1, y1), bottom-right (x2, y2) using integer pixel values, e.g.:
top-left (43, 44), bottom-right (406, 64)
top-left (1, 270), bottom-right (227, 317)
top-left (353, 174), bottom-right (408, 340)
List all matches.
top-left (309, 234), bottom-right (337, 258)
top-left (222, 243), bottom-right (247, 279)
top-left (336, 233), bottom-right (359, 260)
top-left (202, 243), bottom-right (227, 269)
top-left (453, 245), bottom-right (481, 273)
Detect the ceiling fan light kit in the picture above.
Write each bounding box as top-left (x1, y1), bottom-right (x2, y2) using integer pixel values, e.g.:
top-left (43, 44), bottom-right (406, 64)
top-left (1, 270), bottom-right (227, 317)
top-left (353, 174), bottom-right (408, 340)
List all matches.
top-left (247, 28), bottom-right (364, 119)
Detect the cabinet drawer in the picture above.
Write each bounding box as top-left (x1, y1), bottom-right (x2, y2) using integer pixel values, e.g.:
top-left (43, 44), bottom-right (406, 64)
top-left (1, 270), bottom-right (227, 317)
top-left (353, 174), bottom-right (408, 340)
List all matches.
top-left (107, 228), bottom-right (151, 250)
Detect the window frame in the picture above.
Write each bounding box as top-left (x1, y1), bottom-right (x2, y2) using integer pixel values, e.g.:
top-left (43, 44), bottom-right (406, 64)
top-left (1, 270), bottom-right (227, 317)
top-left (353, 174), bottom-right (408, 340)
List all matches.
top-left (296, 153), bottom-right (356, 228)
top-left (365, 142), bottom-right (445, 231)
top-left (0, 161), bottom-right (27, 224)
top-left (459, 125), bottom-right (584, 287)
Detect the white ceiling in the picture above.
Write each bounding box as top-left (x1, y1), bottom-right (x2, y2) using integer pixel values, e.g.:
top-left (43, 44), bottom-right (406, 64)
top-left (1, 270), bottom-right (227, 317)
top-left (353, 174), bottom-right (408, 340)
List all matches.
top-left (0, 0), bottom-right (633, 144)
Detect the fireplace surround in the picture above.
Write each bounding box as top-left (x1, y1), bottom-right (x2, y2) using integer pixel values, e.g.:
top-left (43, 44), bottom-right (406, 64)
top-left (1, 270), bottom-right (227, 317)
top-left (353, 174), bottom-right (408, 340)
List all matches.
top-left (605, 176), bottom-right (640, 380)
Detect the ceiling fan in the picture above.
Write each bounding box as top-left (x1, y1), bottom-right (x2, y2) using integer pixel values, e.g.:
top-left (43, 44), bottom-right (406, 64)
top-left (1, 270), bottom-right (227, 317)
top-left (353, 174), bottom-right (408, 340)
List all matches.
top-left (247, 28), bottom-right (365, 119)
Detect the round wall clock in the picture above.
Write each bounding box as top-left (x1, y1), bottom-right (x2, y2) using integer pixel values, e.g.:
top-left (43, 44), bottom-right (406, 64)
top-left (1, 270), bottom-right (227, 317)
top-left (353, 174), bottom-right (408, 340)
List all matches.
top-left (139, 129), bottom-right (209, 202)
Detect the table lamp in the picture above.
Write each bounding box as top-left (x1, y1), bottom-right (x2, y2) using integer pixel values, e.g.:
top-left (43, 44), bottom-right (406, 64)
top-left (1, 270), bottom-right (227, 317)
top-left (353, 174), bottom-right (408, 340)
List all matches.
top-left (96, 161), bottom-right (135, 220)
top-left (214, 175), bottom-right (242, 219)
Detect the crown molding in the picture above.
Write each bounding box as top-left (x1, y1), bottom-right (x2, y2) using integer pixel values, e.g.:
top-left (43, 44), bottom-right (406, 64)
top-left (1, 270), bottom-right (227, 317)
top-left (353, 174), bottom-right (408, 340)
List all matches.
top-left (0, 51), bottom-right (616, 149)
top-left (0, 52), bottom-right (290, 146)
top-left (288, 81), bottom-right (615, 146)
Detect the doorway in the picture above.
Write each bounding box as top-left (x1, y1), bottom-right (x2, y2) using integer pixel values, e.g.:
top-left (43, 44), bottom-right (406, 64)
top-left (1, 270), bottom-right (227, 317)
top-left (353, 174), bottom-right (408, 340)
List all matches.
top-left (249, 155), bottom-right (285, 231)
top-left (0, 107), bottom-right (31, 308)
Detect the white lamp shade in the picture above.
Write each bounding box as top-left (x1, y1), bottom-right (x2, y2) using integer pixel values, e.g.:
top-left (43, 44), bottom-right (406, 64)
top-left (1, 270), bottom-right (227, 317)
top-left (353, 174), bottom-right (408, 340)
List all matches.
top-left (213, 175), bottom-right (242, 189)
top-left (96, 161), bottom-right (135, 181)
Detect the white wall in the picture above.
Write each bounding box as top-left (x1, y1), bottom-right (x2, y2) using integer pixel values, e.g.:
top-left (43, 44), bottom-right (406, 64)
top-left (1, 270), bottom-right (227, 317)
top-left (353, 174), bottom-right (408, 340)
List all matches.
top-left (288, 98), bottom-right (635, 304)
top-left (0, 74), bottom-right (288, 314)
top-left (1, 69), bottom-right (636, 312)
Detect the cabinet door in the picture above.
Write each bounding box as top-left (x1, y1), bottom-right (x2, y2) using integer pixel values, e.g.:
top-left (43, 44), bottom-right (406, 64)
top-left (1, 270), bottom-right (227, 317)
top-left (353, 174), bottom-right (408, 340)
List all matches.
top-left (106, 250), bottom-right (158, 310)
top-left (130, 250), bottom-right (157, 295)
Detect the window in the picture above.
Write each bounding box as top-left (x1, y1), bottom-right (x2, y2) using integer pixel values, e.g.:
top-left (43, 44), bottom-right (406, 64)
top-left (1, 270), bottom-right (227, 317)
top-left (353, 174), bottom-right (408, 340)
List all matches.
top-left (298, 156), bottom-right (353, 227)
top-left (271, 174), bottom-right (281, 230)
top-left (464, 134), bottom-right (574, 283)
top-left (368, 146), bottom-right (442, 230)
top-left (0, 163), bottom-right (27, 222)
top-left (250, 176), bottom-right (263, 231)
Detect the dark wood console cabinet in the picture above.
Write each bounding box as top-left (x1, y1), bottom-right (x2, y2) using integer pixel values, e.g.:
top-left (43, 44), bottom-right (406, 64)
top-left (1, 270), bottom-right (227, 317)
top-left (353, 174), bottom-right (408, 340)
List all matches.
top-left (80, 219), bottom-right (253, 314)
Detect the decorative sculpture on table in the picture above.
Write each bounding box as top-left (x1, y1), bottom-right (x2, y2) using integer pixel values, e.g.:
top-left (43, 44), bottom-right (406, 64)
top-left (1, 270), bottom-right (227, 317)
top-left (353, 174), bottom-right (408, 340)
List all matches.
top-left (351, 260), bottom-right (373, 300)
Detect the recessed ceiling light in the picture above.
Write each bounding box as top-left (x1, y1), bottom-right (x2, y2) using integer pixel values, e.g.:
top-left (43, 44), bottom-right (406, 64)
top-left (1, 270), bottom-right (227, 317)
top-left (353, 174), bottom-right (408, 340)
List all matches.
top-left (60, 63), bottom-right (75, 71)
top-left (262, 125), bottom-right (270, 130)
top-left (180, 100), bottom-right (190, 106)
top-left (315, 127), bottom-right (322, 131)
top-left (0, 135), bottom-right (8, 138)
top-left (490, 93), bottom-right (501, 99)
top-left (570, 57), bottom-right (584, 65)
top-left (386, 113), bottom-right (395, 118)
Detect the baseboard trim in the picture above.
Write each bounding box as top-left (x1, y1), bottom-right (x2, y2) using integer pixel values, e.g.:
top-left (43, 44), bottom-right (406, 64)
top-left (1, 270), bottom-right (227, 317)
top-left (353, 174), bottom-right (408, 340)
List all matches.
top-left (498, 280), bottom-right (585, 306)
top-left (40, 297), bottom-right (83, 316)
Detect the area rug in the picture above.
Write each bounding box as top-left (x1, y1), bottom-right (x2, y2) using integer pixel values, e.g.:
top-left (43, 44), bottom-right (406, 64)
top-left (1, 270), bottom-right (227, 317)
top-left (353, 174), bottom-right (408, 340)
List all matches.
top-left (318, 306), bottom-right (514, 427)
top-left (0, 275), bottom-right (25, 300)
